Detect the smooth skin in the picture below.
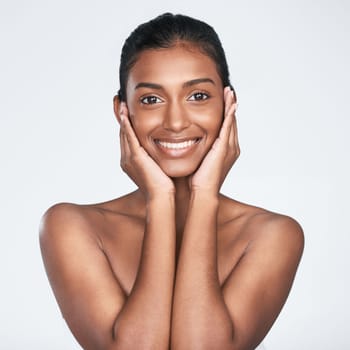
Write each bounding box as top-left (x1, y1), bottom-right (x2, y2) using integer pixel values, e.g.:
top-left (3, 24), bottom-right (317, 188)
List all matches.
top-left (40, 44), bottom-right (304, 350)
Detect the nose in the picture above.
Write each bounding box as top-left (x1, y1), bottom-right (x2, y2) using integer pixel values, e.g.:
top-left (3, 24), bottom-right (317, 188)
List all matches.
top-left (162, 101), bottom-right (190, 132)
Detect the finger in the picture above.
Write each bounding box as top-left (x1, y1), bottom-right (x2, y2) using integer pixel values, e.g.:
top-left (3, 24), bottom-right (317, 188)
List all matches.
top-left (122, 127), bottom-right (131, 159)
top-left (220, 109), bottom-right (233, 142)
top-left (119, 113), bottom-right (128, 155)
top-left (119, 106), bottom-right (132, 161)
top-left (120, 103), bottom-right (141, 153)
top-left (224, 86), bottom-right (232, 116)
top-left (119, 127), bottom-right (123, 158)
top-left (232, 110), bottom-right (240, 155)
top-left (229, 104), bottom-right (240, 156)
top-left (227, 101), bottom-right (237, 149)
top-left (219, 94), bottom-right (235, 142)
top-left (225, 86), bottom-right (237, 119)
top-left (119, 126), bottom-right (129, 169)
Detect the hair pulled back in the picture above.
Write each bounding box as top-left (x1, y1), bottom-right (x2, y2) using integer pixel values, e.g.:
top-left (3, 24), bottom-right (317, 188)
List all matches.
top-left (118, 13), bottom-right (232, 101)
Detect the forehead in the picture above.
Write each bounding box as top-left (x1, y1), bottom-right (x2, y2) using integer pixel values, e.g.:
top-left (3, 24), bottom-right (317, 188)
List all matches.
top-left (127, 45), bottom-right (222, 89)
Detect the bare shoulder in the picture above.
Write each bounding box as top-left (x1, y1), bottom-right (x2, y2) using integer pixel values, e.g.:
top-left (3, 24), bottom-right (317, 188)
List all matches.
top-left (41, 191), bottom-right (139, 232)
top-left (40, 202), bottom-right (92, 226)
top-left (220, 196), bottom-right (305, 262)
top-left (39, 193), bottom-right (138, 248)
top-left (244, 206), bottom-right (305, 260)
top-left (39, 202), bottom-right (101, 245)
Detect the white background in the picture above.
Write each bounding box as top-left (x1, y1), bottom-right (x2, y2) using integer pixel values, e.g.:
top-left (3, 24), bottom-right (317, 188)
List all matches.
top-left (1, 0), bottom-right (349, 349)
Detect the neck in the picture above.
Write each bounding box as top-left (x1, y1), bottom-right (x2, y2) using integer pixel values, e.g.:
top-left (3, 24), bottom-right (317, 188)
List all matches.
top-left (173, 176), bottom-right (191, 201)
top-left (172, 176), bottom-right (192, 258)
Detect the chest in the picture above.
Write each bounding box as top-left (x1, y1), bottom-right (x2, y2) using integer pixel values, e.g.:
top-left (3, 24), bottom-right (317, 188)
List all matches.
top-left (100, 217), bottom-right (248, 296)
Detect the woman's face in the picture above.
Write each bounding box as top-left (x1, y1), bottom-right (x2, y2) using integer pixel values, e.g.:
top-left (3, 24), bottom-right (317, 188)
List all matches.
top-left (125, 44), bottom-right (225, 178)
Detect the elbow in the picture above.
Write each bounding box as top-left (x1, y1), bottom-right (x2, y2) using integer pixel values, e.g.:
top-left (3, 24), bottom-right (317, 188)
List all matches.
top-left (193, 341), bottom-right (254, 350)
top-left (171, 320), bottom-right (236, 350)
top-left (171, 333), bottom-right (257, 350)
top-left (171, 335), bottom-right (234, 350)
top-left (105, 342), bottom-right (166, 350)
top-left (105, 332), bottom-right (169, 350)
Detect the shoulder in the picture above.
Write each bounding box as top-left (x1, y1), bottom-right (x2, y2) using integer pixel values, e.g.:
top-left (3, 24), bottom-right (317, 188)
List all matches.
top-left (246, 210), bottom-right (304, 256)
top-left (221, 197), bottom-right (304, 262)
top-left (39, 193), bottom-right (143, 248)
top-left (39, 202), bottom-right (102, 250)
top-left (40, 202), bottom-right (90, 225)
top-left (40, 202), bottom-right (98, 229)
top-left (241, 209), bottom-right (305, 276)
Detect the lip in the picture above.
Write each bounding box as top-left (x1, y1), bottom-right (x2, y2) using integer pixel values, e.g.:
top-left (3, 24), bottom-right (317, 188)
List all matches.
top-left (153, 137), bottom-right (202, 157)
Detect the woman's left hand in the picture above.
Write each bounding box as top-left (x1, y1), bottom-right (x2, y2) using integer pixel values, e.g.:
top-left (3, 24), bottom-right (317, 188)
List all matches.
top-left (190, 86), bottom-right (240, 195)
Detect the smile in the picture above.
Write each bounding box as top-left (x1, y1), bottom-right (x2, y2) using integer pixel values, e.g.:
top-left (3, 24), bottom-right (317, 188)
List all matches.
top-left (157, 139), bottom-right (199, 149)
top-left (154, 138), bottom-right (202, 157)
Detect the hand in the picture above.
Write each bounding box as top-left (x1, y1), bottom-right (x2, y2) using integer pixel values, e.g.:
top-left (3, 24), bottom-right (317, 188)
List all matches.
top-left (119, 103), bottom-right (175, 200)
top-left (190, 87), bottom-right (240, 195)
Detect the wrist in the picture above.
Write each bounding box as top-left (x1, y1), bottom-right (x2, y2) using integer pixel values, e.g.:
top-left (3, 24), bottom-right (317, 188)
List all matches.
top-left (145, 193), bottom-right (176, 228)
top-left (190, 190), bottom-right (220, 205)
top-left (146, 192), bottom-right (176, 207)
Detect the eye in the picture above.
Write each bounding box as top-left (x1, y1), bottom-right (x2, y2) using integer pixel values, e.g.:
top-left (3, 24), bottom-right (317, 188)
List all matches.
top-left (140, 95), bottom-right (163, 105)
top-left (188, 92), bottom-right (210, 101)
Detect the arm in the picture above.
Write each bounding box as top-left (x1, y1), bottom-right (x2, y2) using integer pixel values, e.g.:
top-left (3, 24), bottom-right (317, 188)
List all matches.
top-left (221, 214), bottom-right (304, 349)
top-left (113, 194), bottom-right (176, 349)
top-left (171, 199), bottom-right (304, 350)
top-left (171, 88), bottom-right (304, 349)
top-left (171, 191), bottom-right (233, 349)
top-left (40, 104), bottom-right (176, 350)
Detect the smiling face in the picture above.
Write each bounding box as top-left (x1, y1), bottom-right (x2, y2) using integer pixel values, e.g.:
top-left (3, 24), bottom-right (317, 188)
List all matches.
top-left (124, 43), bottom-right (225, 178)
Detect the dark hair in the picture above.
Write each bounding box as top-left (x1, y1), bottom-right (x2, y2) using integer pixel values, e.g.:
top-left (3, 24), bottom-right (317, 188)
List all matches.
top-left (118, 13), bottom-right (233, 101)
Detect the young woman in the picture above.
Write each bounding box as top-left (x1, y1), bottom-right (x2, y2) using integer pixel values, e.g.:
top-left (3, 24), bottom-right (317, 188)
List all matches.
top-left (40, 13), bottom-right (304, 350)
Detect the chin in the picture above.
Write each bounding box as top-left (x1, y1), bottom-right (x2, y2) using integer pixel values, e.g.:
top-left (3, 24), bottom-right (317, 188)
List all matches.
top-left (159, 160), bottom-right (200, 178)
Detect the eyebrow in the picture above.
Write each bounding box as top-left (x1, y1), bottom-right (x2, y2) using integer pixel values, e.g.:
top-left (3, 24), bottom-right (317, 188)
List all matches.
top-left (134, 78), bottom-right (216, 90)
top-left (183, 78), bottom-right (216, 88)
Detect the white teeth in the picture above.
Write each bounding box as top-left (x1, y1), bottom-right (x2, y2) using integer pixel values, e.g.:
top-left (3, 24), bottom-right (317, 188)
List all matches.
top-left (158, 139), bottom-right (197, 149)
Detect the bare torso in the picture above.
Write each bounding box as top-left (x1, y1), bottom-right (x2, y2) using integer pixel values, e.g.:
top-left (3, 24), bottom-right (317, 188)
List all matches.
top-left (41, 187), bottom-right (303, 350)
top-left (75, 191), bottom-right (271, 296)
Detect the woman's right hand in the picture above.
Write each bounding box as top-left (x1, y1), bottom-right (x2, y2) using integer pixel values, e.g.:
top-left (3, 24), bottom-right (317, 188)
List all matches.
top-left (119, 102), bottom-right (175, 200)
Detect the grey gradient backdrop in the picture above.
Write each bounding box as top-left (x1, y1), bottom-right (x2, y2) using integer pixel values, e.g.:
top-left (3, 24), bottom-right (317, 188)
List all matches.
top-left (1, 0), bottom-right (349, 349)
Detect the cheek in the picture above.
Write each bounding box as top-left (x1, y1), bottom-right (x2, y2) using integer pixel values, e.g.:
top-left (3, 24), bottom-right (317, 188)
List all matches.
top-left (127, 104), bottom-right (147, 132)
top-left (207, 117), bottom-right (222, 140)
top-left (195, 105), bottom-right (223, 137)
top-left (129, 116), bottom-right (147, 141)
top-left (128, 110), bottom-right (158, 144)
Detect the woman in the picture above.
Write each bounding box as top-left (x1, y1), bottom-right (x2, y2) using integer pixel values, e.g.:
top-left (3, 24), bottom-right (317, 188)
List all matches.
top-left (40, 13), bottom-right (304, 350)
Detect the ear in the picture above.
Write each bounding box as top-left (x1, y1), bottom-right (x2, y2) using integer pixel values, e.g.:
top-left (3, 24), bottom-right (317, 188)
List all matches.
top-left (113, 95), bottom-right (122, 124)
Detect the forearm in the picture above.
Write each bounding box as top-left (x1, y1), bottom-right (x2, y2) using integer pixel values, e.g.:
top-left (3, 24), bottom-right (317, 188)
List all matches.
top-left (113, 194), bottom-right (176, 350)
top-left (171, 192), bottom-right (233, 349)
